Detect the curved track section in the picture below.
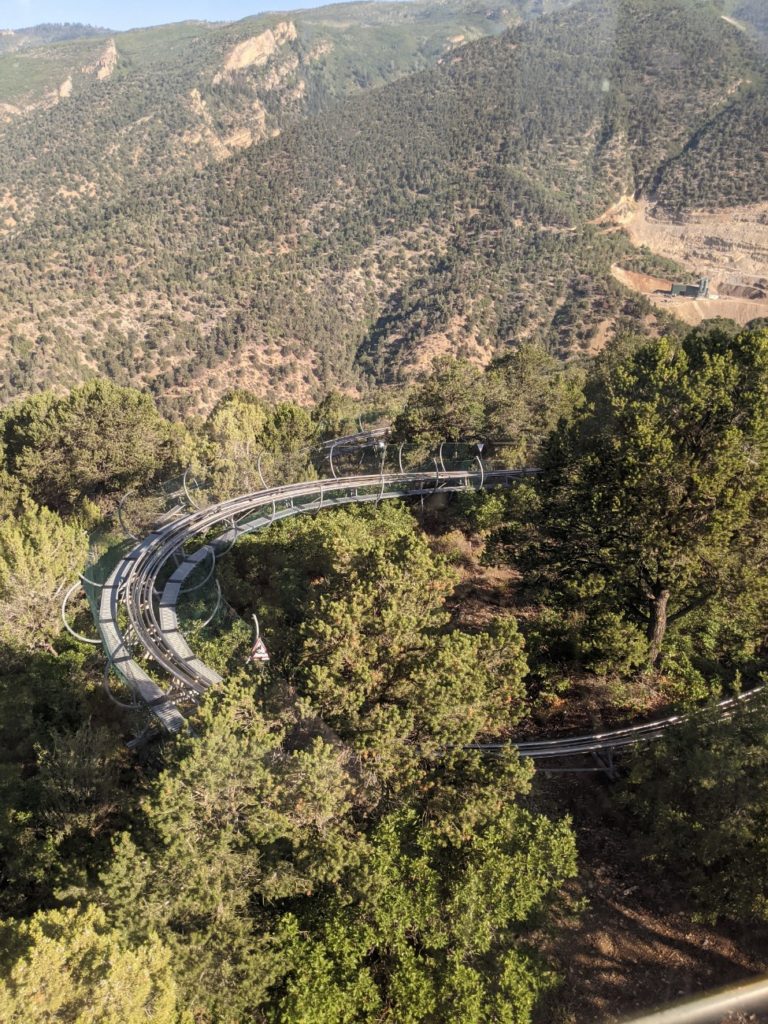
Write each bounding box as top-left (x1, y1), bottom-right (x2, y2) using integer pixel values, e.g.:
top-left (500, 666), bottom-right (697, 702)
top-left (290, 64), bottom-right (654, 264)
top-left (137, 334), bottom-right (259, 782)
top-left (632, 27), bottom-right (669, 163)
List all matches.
top-left (94, 461), bottom-right (763, 762)
top-left (97, 467), bottom-right (531, 732)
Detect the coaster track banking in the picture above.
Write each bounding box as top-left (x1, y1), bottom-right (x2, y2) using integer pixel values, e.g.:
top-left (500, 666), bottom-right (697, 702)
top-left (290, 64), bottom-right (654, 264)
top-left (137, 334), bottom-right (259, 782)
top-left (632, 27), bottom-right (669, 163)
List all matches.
top-left (96, 466), bottom-right (532, 733)
top-left (88, 437), bottom-right (763, 762)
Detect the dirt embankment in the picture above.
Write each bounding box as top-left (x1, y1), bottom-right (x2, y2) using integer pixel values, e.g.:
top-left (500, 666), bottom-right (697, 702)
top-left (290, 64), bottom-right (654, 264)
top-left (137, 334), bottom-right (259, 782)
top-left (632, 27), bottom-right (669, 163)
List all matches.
top-left (611, 266), bottom-right (673, 294)
top-left (607, 198), bottom-right (768, 327)
top-left (611, 264), bottom-right (768, 327)
top-left (666, 296), bottom-right (768, 326)
top-left (624, 198), bottom-right (768, 282)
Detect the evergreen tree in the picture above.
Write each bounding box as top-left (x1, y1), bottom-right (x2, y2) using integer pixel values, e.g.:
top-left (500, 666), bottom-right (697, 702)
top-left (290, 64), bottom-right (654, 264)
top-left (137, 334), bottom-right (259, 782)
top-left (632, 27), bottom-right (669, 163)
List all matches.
top-left (392, 359), bottom-right (486, 448)
top-left (0, 904), bottom-right (183, 1024)
top-left (1, 381), bottom-right (178, 513)
top-left (201, 390), bottom-right (318, 496)
top-left (278, 805), bottom-right (576, 1024)
top-left (519, 327), bottom-right (768, 665)
top-left (624, 694), bottom-right (768, 923)
top-left (0, 499), bottom-right (87, 651)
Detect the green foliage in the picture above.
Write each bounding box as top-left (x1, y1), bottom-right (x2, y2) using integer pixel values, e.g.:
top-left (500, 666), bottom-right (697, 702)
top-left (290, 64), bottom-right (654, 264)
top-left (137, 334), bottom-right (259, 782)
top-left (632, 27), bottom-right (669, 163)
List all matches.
top-left (514, 327), bottom-right (768, 672)
top-left (70, 495), bottom-right (578, 1023)
top-left (0, 32), bottom-right (111, 105)
top-left (0, 904), bottom-right (183, 1024)
top-left (623, 694), bottom-right (768, 923)
top-left (392, 345), bottom-right (583, 461)
top-left (95, 675), bottom-right (574, 1023)
top-left (298, 583), bottom-right (528, 784)
top-left (1, 380), bottom-right (179, 512)
top-left (0, 24), bottom-right (110, 56)
top-left (0, 468), bottom-right (28, 518)
top-left (100, 681), bottom-right (362, 1022)
top-left (199, 390), bottom-right (318, 495)
top-left (0, 499), bottom-right (87, 649)
top-left (0, 640), bottom-right (129, 918)
top-left (16, 721), bottom-right (124, 878)
top-left (221, 502), bottom-right (438, 638)
top-left (393, 359), bottom-right (487, 447)
top-left (224, 503), bottom-right (529, 792)
top-left (527, 607), bottom-right (649, 679)
top-left (278, 806), bottom-right (576, 1024)
top-left (484, 342), bottom-right (585, 455)
top-left (312, 391), bottom-right (363, 441)
top-left (652, 86), bottom-right (768, 212)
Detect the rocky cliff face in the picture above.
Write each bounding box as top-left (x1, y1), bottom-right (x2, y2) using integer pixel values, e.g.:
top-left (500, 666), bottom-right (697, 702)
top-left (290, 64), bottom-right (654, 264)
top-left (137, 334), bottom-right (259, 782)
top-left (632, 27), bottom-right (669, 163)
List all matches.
top-left (220, 21), bottom-right (298, 75)
top-left (81, 38), bottom-right (118, 80)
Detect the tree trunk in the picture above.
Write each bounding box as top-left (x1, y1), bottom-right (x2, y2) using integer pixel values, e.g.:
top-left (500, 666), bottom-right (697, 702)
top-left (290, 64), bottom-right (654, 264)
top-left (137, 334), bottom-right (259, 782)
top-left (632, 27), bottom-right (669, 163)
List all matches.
top-left (647, 588), bottom-right (670, 667)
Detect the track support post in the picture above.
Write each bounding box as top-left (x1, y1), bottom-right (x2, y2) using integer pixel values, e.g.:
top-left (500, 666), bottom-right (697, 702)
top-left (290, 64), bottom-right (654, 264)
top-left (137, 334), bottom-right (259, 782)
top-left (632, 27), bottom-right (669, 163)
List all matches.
top-left (591, 749), bottom-right (619, 781)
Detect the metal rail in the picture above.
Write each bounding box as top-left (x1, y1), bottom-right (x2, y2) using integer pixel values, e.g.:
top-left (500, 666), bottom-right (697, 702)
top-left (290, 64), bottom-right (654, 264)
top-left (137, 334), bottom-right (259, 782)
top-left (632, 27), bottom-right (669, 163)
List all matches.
top-left (88, 444), bottom-right (763, 760)
top-left (619, 973), bottom-right (768, 1024)
top-left (95, 466), bottom-right (530, 728)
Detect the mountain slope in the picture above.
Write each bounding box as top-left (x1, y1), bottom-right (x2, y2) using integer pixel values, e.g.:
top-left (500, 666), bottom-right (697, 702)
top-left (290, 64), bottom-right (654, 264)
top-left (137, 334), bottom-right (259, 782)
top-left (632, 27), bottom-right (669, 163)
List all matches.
top-left (718, 0), bottom-right (768, 42)
top-left (0, 0), bottom-right (765, 411)
top-left (650, 85), bottom-right (768, 210)
top-left (0, 23), bottom-right (110, 55)
top-left (0, 2), bottom-right (559, 233)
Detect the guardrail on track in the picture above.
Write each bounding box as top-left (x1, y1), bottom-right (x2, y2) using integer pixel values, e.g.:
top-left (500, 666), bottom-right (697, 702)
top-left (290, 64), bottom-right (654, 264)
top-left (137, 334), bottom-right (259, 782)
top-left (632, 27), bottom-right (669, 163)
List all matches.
top-left (75, 437), bottom-right (763, 762)
top-left (618, 973), bottom-right (768, 1024)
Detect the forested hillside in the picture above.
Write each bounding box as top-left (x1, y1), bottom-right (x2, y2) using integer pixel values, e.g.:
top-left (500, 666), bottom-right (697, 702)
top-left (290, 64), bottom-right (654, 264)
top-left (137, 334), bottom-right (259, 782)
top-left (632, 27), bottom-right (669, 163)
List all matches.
top-left (0, 23), bottom-right (110, 54)
top-left (2, 0), bottom-right (764, 412)
top-left (0, 0), bottom-right (540, 222)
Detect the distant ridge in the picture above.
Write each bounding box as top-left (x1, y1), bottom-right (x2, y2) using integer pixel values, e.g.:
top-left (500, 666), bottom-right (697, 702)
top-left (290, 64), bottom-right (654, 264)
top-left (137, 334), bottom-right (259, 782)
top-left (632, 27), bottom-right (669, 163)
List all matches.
top-left (0, 24), bottom-right (112, 51)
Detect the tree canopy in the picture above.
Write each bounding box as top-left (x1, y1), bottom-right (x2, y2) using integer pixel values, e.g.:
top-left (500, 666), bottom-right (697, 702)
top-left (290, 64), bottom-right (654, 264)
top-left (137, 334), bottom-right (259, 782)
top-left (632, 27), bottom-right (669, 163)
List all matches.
top-left (0, 323), bottom-right (766, 1021)
top-left (0, 499), bottom-right (87, 650)
top-left (96, 677), bottom-right (575, 1024)
top-left (624, 694), bottom-right (768, 924)
top-left (513, 327), bottom-right (768, 666)
top-left (0, 904), bottom-right (183, 1024)
top-left (0, 380), bottom-right (179, 513)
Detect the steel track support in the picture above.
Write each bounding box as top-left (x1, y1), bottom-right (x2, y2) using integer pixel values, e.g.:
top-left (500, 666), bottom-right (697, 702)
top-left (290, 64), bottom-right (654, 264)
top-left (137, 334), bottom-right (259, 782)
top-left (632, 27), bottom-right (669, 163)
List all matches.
top-left (257, 451), bottom-right (268, 490)
top-left (590, 748), bottom-right (619, 781)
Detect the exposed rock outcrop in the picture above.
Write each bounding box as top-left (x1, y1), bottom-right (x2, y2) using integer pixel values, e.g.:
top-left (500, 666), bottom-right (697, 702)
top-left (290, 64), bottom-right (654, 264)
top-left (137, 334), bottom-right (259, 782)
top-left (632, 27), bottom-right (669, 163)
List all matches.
top-left (81, 39), bottom-right (118, 80)
top-left (215, 21), bottom-right (297, 81)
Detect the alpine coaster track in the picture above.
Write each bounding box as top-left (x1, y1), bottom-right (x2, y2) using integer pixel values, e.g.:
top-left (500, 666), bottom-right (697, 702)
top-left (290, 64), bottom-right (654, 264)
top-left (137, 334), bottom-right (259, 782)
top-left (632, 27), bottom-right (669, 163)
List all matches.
top-left (77, 433), bottom-right (763, 766)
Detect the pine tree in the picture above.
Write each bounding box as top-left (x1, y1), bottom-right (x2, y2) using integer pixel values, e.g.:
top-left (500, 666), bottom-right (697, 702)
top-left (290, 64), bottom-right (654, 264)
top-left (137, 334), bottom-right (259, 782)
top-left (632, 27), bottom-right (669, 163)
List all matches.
top-left (523, 327), bottom-right (768, 665)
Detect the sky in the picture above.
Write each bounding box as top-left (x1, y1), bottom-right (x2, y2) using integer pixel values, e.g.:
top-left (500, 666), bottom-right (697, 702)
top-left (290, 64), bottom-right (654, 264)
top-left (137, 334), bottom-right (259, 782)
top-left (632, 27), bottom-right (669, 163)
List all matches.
top-left (0, 0), bottom-right (333, 32)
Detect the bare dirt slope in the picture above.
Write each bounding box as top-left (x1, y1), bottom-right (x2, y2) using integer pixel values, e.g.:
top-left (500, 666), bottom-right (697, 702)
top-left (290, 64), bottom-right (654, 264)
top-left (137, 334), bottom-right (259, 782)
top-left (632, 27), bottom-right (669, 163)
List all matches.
top-left (666, 296), bottom-right (768, 326)
top-left (611, 266), bottom-right (673, 294)
top-left (624, 199), bottom-right (768, 283)
top-left (612, 264), bottom-right (768, 326)
top-left (606, 198), bottom-right (768, 326)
